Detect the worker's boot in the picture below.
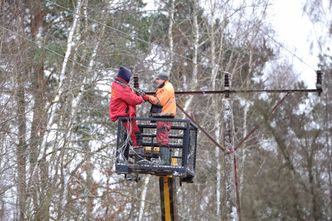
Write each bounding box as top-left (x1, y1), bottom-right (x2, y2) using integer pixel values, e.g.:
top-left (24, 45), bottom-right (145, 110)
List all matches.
top-left (160, 146), bottom-right (171, 165)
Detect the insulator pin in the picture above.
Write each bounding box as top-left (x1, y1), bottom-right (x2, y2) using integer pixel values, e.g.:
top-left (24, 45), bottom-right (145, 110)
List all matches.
top-left (224, 73), bottom-right (230, 88)
top-left (316, 70), bottom-right (322, 96)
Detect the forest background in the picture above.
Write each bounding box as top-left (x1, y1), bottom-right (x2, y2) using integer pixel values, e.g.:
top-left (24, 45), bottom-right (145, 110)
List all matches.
top-left (0, 0), bottom-right (331, 220)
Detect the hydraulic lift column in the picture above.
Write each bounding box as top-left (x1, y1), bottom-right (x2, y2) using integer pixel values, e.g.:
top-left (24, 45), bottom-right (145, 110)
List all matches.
top-left (159, 176), bottom-right (177, 221)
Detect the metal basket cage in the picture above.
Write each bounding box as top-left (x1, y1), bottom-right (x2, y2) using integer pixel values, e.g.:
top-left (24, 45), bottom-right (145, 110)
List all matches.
top-left (115, 117), bottom-right (198, 178)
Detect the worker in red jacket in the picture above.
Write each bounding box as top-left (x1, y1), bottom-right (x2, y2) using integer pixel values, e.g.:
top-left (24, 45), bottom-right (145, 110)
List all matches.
top-left (109, 67), bottom-right (144, 149)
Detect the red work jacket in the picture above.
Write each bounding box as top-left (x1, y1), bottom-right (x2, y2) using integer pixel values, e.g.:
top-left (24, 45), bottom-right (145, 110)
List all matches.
top-left (109, 77), bottom-right (143, 122)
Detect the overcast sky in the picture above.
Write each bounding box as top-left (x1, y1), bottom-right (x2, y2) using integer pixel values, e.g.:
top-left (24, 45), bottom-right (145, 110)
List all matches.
top-left (267, 0), bottom-right (323, 88)
top-left (143, 0), bottom-right (330, 89)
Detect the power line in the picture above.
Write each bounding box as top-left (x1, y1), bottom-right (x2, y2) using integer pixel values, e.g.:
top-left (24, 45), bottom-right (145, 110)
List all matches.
top-left (227, 2), bottom-right (318, 72)
top-left (2, 2), bottom-right (318, 81)
top-left (53, 2), bottom-right (318, 76)
top-left (0, 25), bottom-right (89, 70)
top-left (265, 33), bottom-right (317, 71)
top-left (51, 2), bottom-right (269, 73)
top-left (52, 2), bottom-right (202, 65)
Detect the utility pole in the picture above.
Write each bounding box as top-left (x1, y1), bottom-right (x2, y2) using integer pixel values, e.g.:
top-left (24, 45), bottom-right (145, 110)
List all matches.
top-left (133, 70), bottom-right (322, 221)
top-left (222, 72), bottom-right (238, 221)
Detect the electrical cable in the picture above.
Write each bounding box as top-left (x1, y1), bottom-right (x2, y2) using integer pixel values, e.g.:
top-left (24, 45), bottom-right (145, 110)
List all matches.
top-left (233, 92), bottom-right (290, 152)
top-left (52, 1), bottom-right (319, 80)
top-left (0, 25), bottom-right (89, 70)
top-left (265, 33), bottom-right (317, 71)
top-left (52, 2), bottom-right (210, 68)
top-left (2, 1), bottom-right (317, 80)
top-left (177, 104), bottom-right (226, 152)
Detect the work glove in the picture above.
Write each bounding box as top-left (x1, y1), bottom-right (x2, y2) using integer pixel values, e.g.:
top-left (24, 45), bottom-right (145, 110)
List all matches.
top-left (138, 89), bottom-right (145, 96)
top-left (142, 95), bottom-right (149, 101)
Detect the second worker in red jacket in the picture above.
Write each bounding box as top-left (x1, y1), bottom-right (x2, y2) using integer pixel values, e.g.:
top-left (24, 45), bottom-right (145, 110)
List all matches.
top-left (109, 67), bottom-right (144, 149)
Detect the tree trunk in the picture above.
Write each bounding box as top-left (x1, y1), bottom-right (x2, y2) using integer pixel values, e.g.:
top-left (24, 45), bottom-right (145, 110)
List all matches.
top-left (184, 0), bottom-right (199, 111)
top-left (41, 0), bottom-right (83, 148)
top-left (27, 0), bottom-right (50, 219)
top-left (138, 175), bottom-right (151, 221)
top-left (167, 0), bottom-right (174, 77)
top-left (14, 2), bottom-right (27, 220)
top-left (16, 59), bottom-right (27, 221)
top-left (207, 5), bottom-right (222, 216)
